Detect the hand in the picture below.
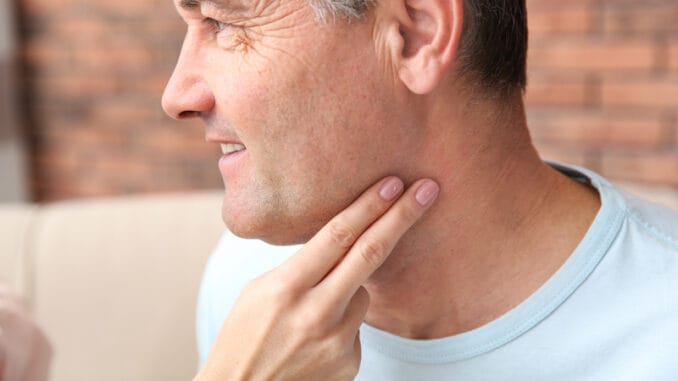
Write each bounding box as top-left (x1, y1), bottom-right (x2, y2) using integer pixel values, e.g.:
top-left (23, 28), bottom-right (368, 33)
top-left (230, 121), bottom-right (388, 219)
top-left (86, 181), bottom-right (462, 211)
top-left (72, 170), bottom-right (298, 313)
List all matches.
top-left (0, 287), bottom-right (52, 381)
top-left (196, 176), bottom-right (439, 381)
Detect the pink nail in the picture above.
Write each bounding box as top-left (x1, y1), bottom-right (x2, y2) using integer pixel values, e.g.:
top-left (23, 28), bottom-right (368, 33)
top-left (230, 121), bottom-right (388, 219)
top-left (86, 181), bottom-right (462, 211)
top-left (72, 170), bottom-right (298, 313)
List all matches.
top-left (415, 181), bottom-right (439, 206)
top-left (379, 178), bottom-right (404, 201)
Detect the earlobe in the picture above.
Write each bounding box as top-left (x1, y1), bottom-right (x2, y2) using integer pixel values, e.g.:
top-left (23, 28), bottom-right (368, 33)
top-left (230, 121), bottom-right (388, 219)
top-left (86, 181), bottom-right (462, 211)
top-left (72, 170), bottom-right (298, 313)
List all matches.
top-left (394, 0), bottom-right (463, 95)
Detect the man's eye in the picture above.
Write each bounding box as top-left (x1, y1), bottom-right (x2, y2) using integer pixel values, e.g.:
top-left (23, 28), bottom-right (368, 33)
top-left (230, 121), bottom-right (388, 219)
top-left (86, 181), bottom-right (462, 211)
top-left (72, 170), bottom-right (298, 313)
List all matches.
top-left (204, 18), bottom-right (230, 34)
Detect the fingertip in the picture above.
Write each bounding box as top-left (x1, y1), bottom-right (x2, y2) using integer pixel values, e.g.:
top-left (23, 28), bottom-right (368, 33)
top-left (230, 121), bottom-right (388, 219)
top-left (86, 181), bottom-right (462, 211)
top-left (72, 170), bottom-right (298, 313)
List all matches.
top-left (379, 177), bottom-right (404, 201)
top-left (414, 180), bottom-right (440, 206)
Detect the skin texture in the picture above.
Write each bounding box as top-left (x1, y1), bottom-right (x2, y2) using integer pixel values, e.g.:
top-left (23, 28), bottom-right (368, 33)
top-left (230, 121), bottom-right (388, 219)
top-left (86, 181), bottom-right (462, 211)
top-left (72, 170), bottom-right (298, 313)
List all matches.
top-left (0, 287), bottom-right (52, 381)
top-left (196, 177), bottom-right (440, 380)
top-left (163, 0), bottom-right (423, 245)
top-left (163, 0), bottom-right (601, 378)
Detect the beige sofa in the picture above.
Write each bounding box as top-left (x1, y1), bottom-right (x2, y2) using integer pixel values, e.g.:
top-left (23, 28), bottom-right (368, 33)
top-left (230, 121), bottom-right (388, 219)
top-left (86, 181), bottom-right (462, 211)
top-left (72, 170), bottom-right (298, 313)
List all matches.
top-left (0, 184), bottom-right (677, 381)
top-left (0, 191), bottom-right (225, 381)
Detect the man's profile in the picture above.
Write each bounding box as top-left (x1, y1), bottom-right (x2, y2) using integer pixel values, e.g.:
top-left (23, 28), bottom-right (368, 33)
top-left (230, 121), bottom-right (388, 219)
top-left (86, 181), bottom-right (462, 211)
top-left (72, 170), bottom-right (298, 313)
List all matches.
top-left (162, 0), bottom-right (678, 379)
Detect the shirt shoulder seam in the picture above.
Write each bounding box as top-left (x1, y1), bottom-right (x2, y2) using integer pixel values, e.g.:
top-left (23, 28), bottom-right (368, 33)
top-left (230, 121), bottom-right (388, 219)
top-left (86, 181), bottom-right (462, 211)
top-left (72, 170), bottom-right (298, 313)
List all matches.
top-left (622, 203), bottom-right (678, 251)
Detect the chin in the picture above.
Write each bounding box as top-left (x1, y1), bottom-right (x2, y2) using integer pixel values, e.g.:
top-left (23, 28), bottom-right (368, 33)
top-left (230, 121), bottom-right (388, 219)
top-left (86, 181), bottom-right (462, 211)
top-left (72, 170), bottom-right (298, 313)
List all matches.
top-left (221, 204), bottom-right (319, 246)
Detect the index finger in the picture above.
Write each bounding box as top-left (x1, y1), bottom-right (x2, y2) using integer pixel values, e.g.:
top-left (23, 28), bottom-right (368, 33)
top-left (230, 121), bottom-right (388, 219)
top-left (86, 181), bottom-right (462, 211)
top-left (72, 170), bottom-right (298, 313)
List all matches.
top-left (320, 179), bottom-right (439, 305)
top-left (277, 176), bottom-right (405, 288)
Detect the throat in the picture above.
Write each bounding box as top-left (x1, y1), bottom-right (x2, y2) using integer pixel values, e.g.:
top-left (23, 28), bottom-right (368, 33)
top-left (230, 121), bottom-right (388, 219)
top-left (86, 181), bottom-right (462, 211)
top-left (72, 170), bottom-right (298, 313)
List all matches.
top-left (362, 161), bottom-right (601, 340)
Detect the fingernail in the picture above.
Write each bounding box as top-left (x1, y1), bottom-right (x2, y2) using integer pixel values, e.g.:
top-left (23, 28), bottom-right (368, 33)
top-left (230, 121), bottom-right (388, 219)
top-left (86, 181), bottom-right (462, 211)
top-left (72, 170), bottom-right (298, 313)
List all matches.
top-left (379, 177), bottom-right (404, 201)
top-left (415, 181), bottom-right (439, 206)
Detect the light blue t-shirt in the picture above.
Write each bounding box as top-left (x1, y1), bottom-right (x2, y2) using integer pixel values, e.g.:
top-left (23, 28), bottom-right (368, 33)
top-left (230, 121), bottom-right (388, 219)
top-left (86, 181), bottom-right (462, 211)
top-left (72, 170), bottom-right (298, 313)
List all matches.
top-left (196, 163), bottom-right (678, 380)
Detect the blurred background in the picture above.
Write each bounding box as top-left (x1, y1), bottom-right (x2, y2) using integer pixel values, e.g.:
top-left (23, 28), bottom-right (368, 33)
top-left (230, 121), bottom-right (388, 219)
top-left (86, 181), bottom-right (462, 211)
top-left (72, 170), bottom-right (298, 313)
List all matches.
top-left (0, 1), bottom-right (677, 380)
top-left (1, 0), bottom-right (220, 202)
top-left (0, 0), bottom-right (677, 202)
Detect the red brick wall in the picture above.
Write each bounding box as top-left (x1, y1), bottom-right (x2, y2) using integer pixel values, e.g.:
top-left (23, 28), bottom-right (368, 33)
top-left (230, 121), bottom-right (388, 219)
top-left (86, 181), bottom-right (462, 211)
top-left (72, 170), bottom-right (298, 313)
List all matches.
top-left (526, 0), bottom-right (678, 186)
top-left (17, 0), bottom-right (678, 201)
top-left (19, 0), bottom-right (222, 201)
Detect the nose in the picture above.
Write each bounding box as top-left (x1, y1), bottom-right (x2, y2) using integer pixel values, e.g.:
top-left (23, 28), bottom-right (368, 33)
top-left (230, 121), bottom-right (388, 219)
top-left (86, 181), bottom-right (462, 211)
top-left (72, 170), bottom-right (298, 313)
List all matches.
top-left (162, 35), bottom-right (215, 120)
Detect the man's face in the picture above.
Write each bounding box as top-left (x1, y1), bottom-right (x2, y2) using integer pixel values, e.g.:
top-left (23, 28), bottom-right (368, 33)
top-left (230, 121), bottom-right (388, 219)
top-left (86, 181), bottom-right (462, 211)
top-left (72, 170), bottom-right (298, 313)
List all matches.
top-left (163, 0), bottom-right (424, 244)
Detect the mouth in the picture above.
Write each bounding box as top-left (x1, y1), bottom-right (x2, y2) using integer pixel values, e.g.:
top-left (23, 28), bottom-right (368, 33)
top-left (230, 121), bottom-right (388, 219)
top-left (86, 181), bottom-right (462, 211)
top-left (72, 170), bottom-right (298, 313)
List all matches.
top-left (220, 143), bottom-right (246, 155)
top-left (218, 141), bottom-right (248, 177)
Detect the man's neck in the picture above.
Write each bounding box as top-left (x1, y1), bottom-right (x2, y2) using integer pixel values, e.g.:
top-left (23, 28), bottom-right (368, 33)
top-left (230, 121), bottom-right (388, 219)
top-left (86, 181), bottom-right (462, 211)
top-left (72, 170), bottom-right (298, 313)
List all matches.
top-left (362, 99), bottom-right (601, 339)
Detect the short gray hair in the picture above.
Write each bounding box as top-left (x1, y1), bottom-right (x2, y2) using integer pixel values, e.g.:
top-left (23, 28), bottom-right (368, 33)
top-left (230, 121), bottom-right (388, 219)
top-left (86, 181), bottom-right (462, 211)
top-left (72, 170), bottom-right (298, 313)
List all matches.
top-left (309, 0), bottom-right (528, 96)
top-left (308, 0), bottom-right (372, 20)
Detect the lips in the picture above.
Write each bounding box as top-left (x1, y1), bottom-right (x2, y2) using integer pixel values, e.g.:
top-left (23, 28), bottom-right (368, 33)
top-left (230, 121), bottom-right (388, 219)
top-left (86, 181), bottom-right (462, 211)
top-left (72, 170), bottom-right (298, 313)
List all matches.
top-left (218, 142), bottom-right (248, 178)
top-left (221, 143), bottom-right (246, 155)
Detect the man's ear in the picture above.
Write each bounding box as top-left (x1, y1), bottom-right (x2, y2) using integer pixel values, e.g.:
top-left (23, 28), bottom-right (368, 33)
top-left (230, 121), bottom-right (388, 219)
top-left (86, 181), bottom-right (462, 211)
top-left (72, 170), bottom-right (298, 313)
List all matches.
top-left (386, 0), bottom-right (464, 94)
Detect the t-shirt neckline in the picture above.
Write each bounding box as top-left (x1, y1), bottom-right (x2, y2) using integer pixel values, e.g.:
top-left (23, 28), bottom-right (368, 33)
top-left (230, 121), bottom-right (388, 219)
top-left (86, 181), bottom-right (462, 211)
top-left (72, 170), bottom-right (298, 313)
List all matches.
top-left (359, 163), bottom-right (625, 364)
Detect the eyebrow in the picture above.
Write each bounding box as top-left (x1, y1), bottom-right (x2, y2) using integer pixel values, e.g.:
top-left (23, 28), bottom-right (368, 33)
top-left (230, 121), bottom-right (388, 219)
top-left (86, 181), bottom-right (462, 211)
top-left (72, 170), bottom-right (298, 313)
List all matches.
top-left (179, 0), bottom-right (251, 16)
top-left (179, 0), bottom-right (224, 10)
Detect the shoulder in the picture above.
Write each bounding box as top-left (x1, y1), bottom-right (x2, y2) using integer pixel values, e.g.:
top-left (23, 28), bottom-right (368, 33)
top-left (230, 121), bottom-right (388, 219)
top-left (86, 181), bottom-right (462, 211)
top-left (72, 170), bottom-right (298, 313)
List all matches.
top-left (551, 161), bottom-right (678, 255)
top-left (615, 187), bottom-right (678, 252)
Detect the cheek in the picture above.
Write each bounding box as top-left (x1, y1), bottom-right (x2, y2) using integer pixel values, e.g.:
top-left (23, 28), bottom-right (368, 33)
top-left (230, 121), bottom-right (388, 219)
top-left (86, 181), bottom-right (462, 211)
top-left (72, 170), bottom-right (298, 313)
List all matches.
top-left (209, 57), bottom-right (324, 192)
top-left (210, 63), bottom-right (284, 158)
top-left (215, 70), bottom-right (271, 122)
top-left (210, 24), bottom-right (405, 182)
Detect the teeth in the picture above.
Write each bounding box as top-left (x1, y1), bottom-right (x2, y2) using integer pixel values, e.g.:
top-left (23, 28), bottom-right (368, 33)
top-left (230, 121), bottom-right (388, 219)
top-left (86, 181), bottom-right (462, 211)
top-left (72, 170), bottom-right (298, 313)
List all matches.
top-left (221, 143), bottom-right (246, 155)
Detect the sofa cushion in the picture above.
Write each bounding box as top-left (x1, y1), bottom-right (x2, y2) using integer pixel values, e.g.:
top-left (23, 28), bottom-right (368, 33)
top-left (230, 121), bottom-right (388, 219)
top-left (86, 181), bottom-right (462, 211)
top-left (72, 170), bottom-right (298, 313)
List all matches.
top-left (30, 191), bottom-right (224, 381)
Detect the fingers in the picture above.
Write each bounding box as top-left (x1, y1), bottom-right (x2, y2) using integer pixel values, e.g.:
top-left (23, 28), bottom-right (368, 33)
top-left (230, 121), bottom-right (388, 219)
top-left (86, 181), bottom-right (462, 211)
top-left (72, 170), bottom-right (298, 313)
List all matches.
top-left (335, 286), bottom-right (368, 359)
top-left (320, 179), bottom-right (439, 305)
top-left (341, 286), bottom-right (370, 335)
top-left (279, 176), bottom-right (405, 289)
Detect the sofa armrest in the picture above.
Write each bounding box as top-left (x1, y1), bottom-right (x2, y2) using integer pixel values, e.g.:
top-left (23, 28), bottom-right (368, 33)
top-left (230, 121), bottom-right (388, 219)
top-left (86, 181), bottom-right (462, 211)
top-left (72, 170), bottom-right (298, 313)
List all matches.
top-left (0, 203), bottom-right (38, 295)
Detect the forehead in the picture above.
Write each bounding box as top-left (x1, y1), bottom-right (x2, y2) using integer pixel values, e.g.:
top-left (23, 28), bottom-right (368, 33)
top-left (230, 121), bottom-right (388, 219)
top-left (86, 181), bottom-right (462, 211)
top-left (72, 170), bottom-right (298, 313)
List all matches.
top-left (175, 0), bottom-right (253, 10)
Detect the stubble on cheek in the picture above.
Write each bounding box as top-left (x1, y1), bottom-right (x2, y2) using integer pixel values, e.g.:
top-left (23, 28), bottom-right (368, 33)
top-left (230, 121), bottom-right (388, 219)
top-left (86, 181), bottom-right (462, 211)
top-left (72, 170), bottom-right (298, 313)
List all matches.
top-left (228, 4), bottom-right (386, 241)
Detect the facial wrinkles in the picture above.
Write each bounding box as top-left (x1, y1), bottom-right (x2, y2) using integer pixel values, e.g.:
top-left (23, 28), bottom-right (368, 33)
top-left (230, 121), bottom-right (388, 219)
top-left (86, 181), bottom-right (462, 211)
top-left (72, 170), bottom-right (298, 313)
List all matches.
top-left (237, 17), bottom-right (324, 213)
top-left (248, 6), bottom-right (320, 70)
top-left (199, 0), bottom-right (320, 128)
top-left (195, 0), bottom-right (362, 96)
top-left (201, 0), bottom-right (275, 30)
top-left (251, 0), bottom-right (279, 20)
top-left (181, 0), bottom-right (300, 55)
top-left (199, 1), bottom-right (400, 241)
